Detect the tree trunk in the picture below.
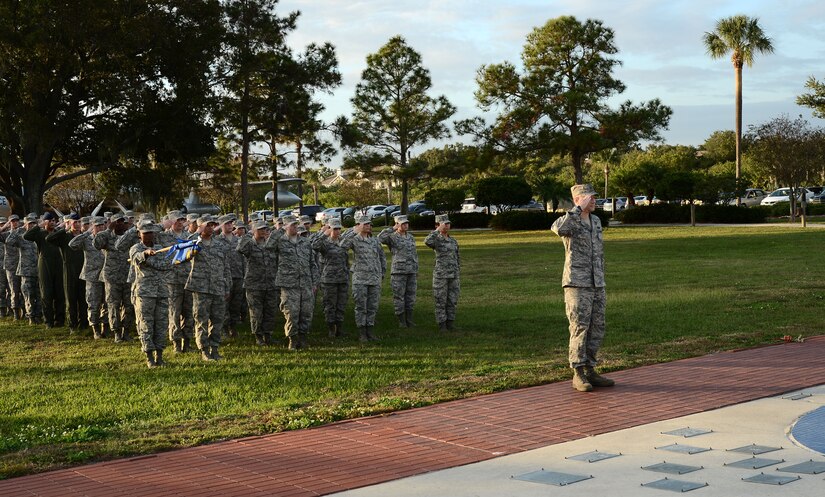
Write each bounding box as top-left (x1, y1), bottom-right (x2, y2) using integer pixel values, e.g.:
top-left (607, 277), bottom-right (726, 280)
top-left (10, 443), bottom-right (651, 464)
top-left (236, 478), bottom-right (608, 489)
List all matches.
top-left (271, 138), bottom-right (278, 216)
top-left (296, 141), bottom-right (303, 207)
top-left (241, 83), bottom-right (250, 223)
top-left (572, 152), bottom-right (584, 184)
top-left (734, 63), bottom-right (743, 206)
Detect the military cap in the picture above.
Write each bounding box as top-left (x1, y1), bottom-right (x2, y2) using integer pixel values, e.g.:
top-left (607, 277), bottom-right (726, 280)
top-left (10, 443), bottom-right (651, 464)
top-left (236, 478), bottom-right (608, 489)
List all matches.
top-left (80, 216), bottom-right (91, 224)
top-left (355, 214), bottom-right (371, 225)
top-left (138, 213), bottom-right (155, 221)
top-left (570, 183), bottom-right (597, 197)
top-left (249, 212), bottom-right (260, 221)
top-left (393, 214), bottom-right (409, 224)
top-left (92, 216), bottom-right (106, 226)
top-left (234, 221), bottom-right (248, 230)
top-left (24, 213), bottom-right (38, 223)
top-left (328, 217), bottom-right (342, 229)
top-left (125, 210), bottom-right (135, 218)
top-left (435, 214), bottom-right (450, 225)
top-left (186, 213), bottom-right (199, 222)
top-left (62, 213), bottom-right (79, 222)
top-left (275, 216), bottom-right (283, 225)
top-left (0, 216), bottom-right (6, 223)
top-left (137, 220), bottom-right (161, 233)
top-left (103, 211), bottom-right (113, 218)
top-left (110, 213), bottom-right (125, 222)
top-left (251, 220), bottom-right (269, 231)
top-left (8, 214), bottom-right (19, 222)
top-left (217, 214), bottom-right (235, 225)
top-left (296, 224), bottom-right (308, 234)
top-left (168, 210), bottom-right (186, 221)
top-left (42, 211), bottom-right (57, 221)
top-left (197, 214), bottom-right (218, 226)
top-left (300, 215), bottom-right (312, 225)
top-left (282, 214), bottom-right (299, 226)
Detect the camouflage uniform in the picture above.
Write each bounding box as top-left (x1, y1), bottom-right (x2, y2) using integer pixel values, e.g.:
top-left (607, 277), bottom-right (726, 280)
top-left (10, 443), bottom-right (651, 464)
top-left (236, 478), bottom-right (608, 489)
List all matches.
top-left (46, 228), bottom-right (88, 330)
top-left (551, 205), bottom-right (606, 369)
top-left (24, 226), bottom-right (65, 327)
top-left (157, 230), bottom-right (194, 349)
top-left (339, 230), bottom-right (386, 330)
top-left (185, 237), bottom-right (232, 356)
top-left (0, 239), bottom-right (7, 314)
top-left (115, 226), bottom-right (140, 289)
top-left (266, 230), bottom-right (318, 345)
top-left (216, 231), bottom-right (245, 333)
top-left (94, 228), bottom-right (135, 339)
top-left (6, 228), bottom-right (41, 321)
top-left (311, 232), bottom-right (349, 333)
top-left (0, 230), bottom-right (22, 316)
top-left (237, 233), bottom-right (278, 343)
top-left (424, 231), bottom-right (460, 326)
top-left (68, 230), bottom-right (105, 331)
top-left (377, 227), bottom-right (418, 323)
top-left (129, 241), bottom-right (173, 353)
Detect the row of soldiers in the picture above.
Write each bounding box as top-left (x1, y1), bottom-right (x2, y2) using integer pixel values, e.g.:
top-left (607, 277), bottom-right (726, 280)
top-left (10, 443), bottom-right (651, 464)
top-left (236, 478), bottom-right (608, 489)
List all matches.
top-left (0, 208), bottom-right (461, 368)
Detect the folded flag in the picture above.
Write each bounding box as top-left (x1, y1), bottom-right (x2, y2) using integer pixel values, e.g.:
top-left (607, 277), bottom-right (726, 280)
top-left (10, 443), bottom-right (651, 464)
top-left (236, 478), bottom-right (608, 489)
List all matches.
top-left (165, 239), bottom-right (201, 265)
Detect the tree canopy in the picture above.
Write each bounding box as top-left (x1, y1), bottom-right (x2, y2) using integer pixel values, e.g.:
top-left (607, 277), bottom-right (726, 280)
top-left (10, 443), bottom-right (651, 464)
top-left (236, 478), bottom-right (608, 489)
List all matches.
top-left (457, 16), bottom-right (672, 184)
top-left (347, 36), bottom-right (456, 214)
top-left (797, 76), bottom-right (825, 119)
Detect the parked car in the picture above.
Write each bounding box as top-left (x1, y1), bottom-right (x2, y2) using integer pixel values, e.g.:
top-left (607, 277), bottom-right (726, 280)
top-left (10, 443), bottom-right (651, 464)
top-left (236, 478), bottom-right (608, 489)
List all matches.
top-left (760, 188), bottom-right (814, 206)
top-left (811, 191), bottom-right (825, 204)
top-left (511, 200), bottom-right (544, 212)
top-left (341, 206), bottom-right (358, 223)
top-left (460, 197), bottom-right (488, 214)
top-left (408, 202), bottom-right (434, 216)
top-left (631, 195), bottom-right (649, 207)
top-left (280, 204), bottom-right (325, 222)
top-left (365, 204), bottom-right (388, 219)
top-left (252, 210), bottom-right (274, 220)
top-left (317, 207), bottom-right (346, 222)
top-left (726, 188), bottom-right (767, 207)
top-left (602, 197), bottom-right (627, 211)
top-left (595, 198), bottom-right (606, 209)
top-left (384, 204), bottom-right (401, 216)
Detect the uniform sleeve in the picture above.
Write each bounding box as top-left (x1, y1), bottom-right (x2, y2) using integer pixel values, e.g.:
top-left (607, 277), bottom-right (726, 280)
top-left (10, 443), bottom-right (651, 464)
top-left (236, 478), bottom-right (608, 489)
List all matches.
top-left (22, 226), bottom-right (41, 242)
top-left (424, 231), bottom-right (438, 249)
top-left (115, 227), bottom-right (138, 251)
top-left (377, 228), bottom-right (394, 247)
top-left (93, 230), bottom-right (110, 249)
top-left (45, 228), bottom-right (66, 244)
top-left (236, 234), bottom-right (253, 256)
top-left (68, 231), bottom-right (89, 251)
top-left (550, 207), bottom-right (583, 237)
top-left (379, 242), bottom-right (387, 277)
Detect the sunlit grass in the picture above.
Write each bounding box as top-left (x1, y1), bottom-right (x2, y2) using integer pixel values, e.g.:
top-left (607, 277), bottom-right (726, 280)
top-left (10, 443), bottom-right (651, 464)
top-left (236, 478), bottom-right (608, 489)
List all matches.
top-left (1, 225), bottom-right (824, 478)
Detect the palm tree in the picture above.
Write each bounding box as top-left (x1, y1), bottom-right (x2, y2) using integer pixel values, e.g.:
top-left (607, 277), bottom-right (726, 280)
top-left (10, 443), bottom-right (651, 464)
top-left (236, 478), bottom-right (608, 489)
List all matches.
top-left (704, 15), bottom-right (774, 200)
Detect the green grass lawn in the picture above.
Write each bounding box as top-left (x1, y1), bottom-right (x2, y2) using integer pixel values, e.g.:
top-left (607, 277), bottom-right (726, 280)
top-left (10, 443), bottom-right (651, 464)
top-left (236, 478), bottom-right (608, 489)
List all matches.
top-left (2, 225), bottom-right (824, 478)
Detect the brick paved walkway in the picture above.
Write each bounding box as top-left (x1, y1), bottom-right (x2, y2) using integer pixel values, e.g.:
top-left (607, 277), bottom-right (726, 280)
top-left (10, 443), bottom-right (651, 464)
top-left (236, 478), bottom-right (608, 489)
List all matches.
top-left (2, 336), bottom-right (824, 497)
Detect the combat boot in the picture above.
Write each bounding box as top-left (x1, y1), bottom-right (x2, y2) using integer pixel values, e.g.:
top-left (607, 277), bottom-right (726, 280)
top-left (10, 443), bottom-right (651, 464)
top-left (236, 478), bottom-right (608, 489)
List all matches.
top-left (155, 350), bottom-right (166, 367)
top-left (145, 351), bottom-right (156, 368)
top-left (120, 328), bottom-right (133, 342)
top-left (299, 333), bottom-right (309, 349)
top-left (405, 310), bottom-right (415, 327)
top-left (173, 339), bottom-right (182, 353)
top-left (358, 327), bottom-right (370, 343)
top-left (113, 331), bottom-right (123, 343)
top-left (102, 322), bottom-right (111, 338)
top-left (366, 326), bottom-right (380, 341)
top-left (210, 346), bottom-right (223, 360)
top-left (255, 334), bottom-right (266, 346)
top-left (182, 337), bottom-right (191, 352)
top-left (584, 366), bottom-right (615, 387)
top-left (335, 321), bottom-right (344, 337)
top-left (438, 321), bottom-right (448, 332)
top-left (327, 322), bottom-right (337, 338)
top-left (13, 308), bottom-right (23, 320)
top-left (446, 320), bottom-right (455, 330)
top-left (572, 367), bottom-right (594, 392)
top-left (288, 336), bottom-right (300, 350)
top-left (92, 324), bottom-right (102, 340)
top-left (200, 348), bottom-right (215, 361)
top-left (396, 313), bottom-right (407, 328)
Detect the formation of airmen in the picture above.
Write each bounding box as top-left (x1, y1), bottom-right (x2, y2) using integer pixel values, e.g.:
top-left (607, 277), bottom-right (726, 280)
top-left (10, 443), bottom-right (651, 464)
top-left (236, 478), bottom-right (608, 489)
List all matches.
top-left (0, 208), bottom-right (462, 368)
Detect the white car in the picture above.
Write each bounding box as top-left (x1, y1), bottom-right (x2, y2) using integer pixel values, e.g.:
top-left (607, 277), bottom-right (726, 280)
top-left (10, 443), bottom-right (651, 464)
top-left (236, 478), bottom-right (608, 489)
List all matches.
top-left (364, 204), bottom-right (388, 218)
top-left (602, 197), bottom-right (627, 211)
top-left (760, 188), bottom-right (814, 206)
top-left (460, 198), bottom-right (488, 214)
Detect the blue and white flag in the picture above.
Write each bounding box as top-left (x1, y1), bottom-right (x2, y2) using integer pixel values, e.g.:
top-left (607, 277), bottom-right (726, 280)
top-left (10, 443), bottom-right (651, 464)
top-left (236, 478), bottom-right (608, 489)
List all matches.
top-left (165, 238), bottom-right (201, 265)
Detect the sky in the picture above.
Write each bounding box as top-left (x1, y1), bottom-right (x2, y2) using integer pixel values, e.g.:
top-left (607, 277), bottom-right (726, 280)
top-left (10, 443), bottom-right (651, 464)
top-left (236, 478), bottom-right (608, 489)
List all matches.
top-left (276, 0), bottom-right (825, 154)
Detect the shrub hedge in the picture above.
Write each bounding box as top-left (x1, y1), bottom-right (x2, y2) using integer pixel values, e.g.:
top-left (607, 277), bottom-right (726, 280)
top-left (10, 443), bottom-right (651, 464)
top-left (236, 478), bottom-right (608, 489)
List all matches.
top-left (488, 209), bottom-right (611, 231)
top-left (615, 204), bottom-right (767, 224)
